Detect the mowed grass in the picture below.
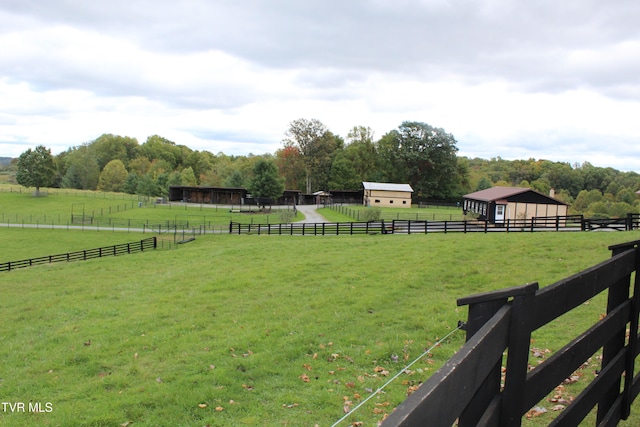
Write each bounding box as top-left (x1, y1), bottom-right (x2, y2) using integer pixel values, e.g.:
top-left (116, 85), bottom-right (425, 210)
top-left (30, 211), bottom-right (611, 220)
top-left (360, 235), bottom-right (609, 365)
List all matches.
top-left (2, 228), bottom-right (640, 426)
top-left (0, 186), bottom-right (300, 229)
top-left (327, 204), bottom-right (464, 221)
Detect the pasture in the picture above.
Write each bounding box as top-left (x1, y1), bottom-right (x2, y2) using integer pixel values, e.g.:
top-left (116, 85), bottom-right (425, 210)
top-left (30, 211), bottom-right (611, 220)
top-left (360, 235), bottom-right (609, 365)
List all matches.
top-left (2, 188), bottom-right (640, 426)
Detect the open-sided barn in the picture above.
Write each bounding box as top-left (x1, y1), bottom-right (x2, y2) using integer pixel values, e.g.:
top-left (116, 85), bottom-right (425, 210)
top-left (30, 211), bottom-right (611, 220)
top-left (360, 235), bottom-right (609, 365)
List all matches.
top-left (168, 186), bottom-right (247, 205)
top-left (462, 187), bottom-right (568, 224)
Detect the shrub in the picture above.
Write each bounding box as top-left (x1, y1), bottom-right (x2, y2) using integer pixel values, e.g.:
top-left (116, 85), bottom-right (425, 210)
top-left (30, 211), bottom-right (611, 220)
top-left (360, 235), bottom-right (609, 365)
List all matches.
top-left (361, 207), bottom-right (382, 222)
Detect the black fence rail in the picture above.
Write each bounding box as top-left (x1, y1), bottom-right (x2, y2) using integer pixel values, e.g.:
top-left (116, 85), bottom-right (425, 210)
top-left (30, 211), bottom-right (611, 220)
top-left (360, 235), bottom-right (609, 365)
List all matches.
top-left (584, 214), bottom-right (640, 231)
top-left (381, 239), bottom-right (640, 427)
top-left (0, 237), bottom-right (157, 272)
top-left (229, 214), bottom-right (639, 236)
top-left (229, 221), bottom-right (393, 235)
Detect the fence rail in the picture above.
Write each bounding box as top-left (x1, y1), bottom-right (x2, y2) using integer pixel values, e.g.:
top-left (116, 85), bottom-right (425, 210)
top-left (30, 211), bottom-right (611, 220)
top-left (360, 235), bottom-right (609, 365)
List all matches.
top-left (0, 237), bottom-right (157, 272)
top-left (381, 239), bottom-right (640, 427)
top-left (229, 221), bottom-right (393, 235)
top-left (229, 214), bottom-right (639, 236)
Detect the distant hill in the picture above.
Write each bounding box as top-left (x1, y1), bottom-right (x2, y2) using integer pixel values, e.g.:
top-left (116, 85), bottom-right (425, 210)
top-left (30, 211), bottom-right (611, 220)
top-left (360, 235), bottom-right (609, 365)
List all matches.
top-left (0, 157), bottom-right (13, 166)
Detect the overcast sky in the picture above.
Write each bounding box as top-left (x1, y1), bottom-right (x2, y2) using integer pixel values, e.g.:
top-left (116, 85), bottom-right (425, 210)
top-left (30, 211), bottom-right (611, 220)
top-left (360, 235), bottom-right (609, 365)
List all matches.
top-left (1, 0), bottom-right (639, 171)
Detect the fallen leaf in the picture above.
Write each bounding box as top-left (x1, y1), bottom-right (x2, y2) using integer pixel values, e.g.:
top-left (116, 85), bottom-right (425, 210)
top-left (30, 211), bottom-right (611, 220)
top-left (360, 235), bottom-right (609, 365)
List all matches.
top-left (198, 403), bottom-right (207, 408)
top-left (215, 406), bottom-right (224, 412)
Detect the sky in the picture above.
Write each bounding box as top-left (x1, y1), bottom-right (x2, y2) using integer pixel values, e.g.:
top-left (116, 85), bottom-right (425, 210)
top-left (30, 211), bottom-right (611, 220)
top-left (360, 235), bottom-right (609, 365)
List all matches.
top-left (1, 0), bottom-right (639, 171)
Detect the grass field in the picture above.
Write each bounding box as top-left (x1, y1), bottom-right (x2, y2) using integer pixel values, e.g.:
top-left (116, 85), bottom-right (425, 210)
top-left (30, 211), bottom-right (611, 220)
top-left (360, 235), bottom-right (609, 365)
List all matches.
top-left (327, 204), bottom-right (464, 222)
top-left (2, 225), bottom-right (640, 426)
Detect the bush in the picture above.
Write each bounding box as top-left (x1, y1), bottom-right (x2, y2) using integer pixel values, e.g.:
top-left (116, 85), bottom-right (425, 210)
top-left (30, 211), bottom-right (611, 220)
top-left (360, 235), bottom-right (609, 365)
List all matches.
top-left (278, 208), bottom-right (296, 223)
top-left (361, 207), bottom-right (382, 222)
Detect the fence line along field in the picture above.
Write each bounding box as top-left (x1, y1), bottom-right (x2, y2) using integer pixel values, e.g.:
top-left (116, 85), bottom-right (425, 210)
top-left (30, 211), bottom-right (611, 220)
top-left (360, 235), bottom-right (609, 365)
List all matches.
top-left (2, 223), bottom-right (640, 425)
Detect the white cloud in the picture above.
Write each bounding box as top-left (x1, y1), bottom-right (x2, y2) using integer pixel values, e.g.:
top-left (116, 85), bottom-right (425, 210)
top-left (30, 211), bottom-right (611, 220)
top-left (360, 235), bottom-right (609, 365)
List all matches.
top-left (0, 0), bottom-right (639, 172)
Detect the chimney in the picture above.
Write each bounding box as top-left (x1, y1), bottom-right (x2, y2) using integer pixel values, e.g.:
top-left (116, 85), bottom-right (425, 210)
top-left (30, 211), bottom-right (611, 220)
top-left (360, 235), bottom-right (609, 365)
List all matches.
top-left (549, 188), bottom-right (555, 198)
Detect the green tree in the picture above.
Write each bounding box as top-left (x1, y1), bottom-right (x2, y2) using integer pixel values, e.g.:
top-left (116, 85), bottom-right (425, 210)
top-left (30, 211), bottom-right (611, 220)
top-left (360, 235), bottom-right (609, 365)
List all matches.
top-left (16, 145), bottom-right (56, 196)
top-left (123, 173), bottom-right (139, 194)
top-left (247, 159), bottom-right (284, 208)
top-left (377, 121), bottom-right (461, 200)
top-left (475, 176), bottom-right (492, 191)
top-left (61, 145), bottom-right (100, 190)
top-left (344, 126), bottom-right (379, 182)
top-left (91, 134), bottom-right (139, 170)
top-left (97, 159), bottom-right (128, 192)
top-left (180, 167), bottom-right (198, 186)
top-left (225, 170), bottom-right (246, 188)
top-left (328, 151), bottom-right (360, 190)
top-left (141, 135), bottom-right (184, 170)
top-left (136, 174), bottom-right (159, 198)
top-left (282, 118), bottom-right (340, 193)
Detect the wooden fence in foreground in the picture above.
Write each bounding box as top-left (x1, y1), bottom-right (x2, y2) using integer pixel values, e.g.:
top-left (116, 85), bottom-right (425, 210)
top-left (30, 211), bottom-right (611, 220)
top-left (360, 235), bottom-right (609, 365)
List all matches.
top-left (381, 239), bottom-right (640, 427)
top-left (0, 237), bottom-right (157, 272)
top-left (229, 214), bottom-right (640, 235)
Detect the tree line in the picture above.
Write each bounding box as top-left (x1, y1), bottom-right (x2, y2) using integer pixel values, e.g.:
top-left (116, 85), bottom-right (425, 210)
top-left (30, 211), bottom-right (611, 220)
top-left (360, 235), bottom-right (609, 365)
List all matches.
top-left (6, 118), bottom-right (640, 218)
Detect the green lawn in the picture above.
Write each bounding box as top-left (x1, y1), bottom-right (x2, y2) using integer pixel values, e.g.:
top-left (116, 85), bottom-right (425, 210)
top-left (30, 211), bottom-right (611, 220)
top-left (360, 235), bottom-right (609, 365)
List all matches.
top-left (328, 204), bottom-right (464, 221)
top-left (0, 186), bottom-right (301, 230)
top-left (2, 228), bottom-right (640, 426)
top-left (2, 187), bottom-right (640, 426)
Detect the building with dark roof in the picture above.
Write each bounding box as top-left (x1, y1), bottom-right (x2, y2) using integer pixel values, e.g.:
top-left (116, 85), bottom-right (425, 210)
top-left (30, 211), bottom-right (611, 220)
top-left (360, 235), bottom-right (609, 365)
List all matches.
top-left (462, 187), bottom-right (568, 224)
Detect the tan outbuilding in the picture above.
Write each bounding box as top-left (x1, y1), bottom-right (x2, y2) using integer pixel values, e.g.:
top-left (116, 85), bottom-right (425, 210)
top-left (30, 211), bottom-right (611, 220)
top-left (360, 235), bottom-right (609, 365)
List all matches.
top-left (363, 182), bottom-right (413, 208)
top-left (462, 186), bottom-right (568, 224)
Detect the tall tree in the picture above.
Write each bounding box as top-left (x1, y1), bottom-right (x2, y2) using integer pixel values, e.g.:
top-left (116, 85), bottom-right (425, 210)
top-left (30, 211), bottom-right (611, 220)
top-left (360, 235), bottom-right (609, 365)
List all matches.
top-left (91, 134), bottom-right (139, 170)
top-left (97, 159), bottom-right (128, 192)
top-left (282, 118), bottom-right (340, 193)
top-left (247, 159), bottom-right (285, 208)
top-left (344, 126), bottom-right (378, 182)
top-left (61, 145), bottom-right (100, 190)
top-left (275, 145), bottom-right (306, 192)
top-left (377, 121), bottom-right (461, 200)
top-left (16, 145), bottom-right (56, 196)
top-left (328, 151), bottom-right (360, 190)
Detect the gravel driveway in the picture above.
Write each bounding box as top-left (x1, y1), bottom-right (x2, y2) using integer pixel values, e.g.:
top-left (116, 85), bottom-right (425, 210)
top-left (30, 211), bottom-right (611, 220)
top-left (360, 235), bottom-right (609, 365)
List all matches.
top-left (295, 204), bottom-right (329, 223)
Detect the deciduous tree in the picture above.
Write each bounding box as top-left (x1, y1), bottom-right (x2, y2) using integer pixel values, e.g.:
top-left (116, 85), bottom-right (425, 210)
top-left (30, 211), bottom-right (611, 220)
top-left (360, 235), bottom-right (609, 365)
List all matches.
top-left (16, 145), bottom-right (56, 196)
top-left (97, 159), bottom-right (128, 192)
top-left (282, 118), bottom-right (340, 193)
top-left (378, 121), bottom-right (461, 200)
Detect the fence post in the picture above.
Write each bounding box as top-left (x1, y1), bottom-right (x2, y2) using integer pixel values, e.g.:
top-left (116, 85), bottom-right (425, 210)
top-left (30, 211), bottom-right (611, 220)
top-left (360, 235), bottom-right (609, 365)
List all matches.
top-left (622, 245), bottom-right (640, 418)
top-left (500, 283), bottom-right (538, 426)
top-left (456, 283), bottom-right (537, 427)
top-left (598, 244), bottom-right (633, 423)
top-left (456, 295), bottom-right (507, 427)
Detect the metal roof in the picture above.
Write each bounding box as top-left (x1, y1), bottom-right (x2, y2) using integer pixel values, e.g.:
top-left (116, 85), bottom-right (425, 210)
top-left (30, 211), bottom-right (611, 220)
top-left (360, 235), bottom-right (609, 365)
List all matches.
top-left (362, 182), bottom-right (413, 192)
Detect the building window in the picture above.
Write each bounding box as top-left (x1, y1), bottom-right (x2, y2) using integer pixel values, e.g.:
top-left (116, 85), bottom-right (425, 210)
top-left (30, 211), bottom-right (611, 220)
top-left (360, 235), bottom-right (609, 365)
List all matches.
top-left (375, 199), bottom-right (380, 203)
top-left (402, 200), bottom-right (407, 204)
top-left (390, 200), bottom-right (394, 204)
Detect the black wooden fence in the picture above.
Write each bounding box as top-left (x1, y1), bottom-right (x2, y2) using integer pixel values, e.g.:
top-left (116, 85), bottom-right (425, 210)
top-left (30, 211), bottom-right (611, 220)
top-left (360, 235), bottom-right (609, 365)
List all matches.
top-left (229, 214), bottom-right (639, 236)
top-left (0, 237), bottom-right (157, 272)
top-left (380, 239), bottom-right (640, 427)
top-left (229, 221), bottom-right (394, 235)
